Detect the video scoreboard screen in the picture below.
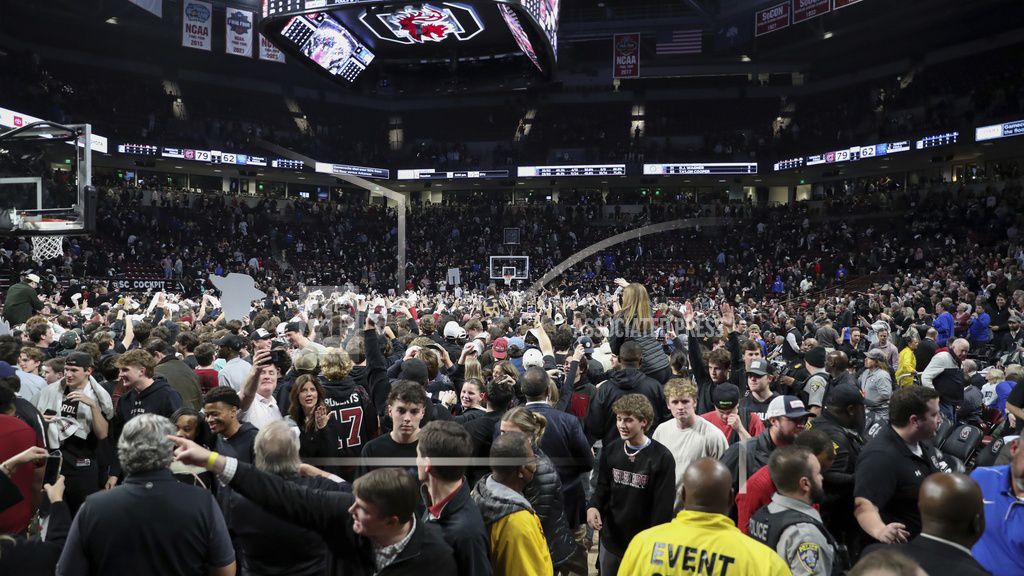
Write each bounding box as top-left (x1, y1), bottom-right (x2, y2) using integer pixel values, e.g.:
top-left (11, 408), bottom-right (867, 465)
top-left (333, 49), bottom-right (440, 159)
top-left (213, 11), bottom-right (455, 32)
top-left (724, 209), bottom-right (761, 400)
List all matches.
top-left (117, 143), bottom-right (159, 156)
top-left (280, 12), bottom-right (374, 82)
top-left (643, 163), bottom-right (757, 175)
top-left (517, 164), bottom-right (625, 177)
top-left (397, 168), bottom-right (510, 180)
top-left (314, 162), bottom-right (390, 179)
top-left (272, 159), bottom-right (306, 170)
top-left (976, 119), bottom-right (1024, 142)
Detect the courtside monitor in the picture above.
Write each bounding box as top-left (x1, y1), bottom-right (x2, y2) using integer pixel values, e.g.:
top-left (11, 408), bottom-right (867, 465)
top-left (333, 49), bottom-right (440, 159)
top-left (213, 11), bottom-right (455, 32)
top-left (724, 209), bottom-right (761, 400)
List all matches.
top-left (260, 0), bottom-right (559, 84)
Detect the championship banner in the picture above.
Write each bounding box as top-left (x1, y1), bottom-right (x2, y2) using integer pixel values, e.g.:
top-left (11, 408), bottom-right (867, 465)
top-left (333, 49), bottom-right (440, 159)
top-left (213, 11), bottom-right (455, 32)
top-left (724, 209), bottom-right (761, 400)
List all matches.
top-left (833, 0), bottom-right (864, 9)
top-left (755, 2), bottom-right (790, 37)
top-left (792, 0), bottom-right (830, 23)
top-left (182, 0), bottom-right (212, 51)
top-left (258, 34), bottom-right (287, 63)
top-left (612, 33), bottom-right (640, 79)
top-left (225, 8), bottom-right (254, 57)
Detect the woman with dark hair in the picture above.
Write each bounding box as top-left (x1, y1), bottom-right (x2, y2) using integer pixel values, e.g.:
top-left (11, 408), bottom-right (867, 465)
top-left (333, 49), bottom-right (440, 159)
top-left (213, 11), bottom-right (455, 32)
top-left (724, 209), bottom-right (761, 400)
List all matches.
top-left (171, 407), bottom-right (215, 489)
top-left (286, 374), bottom-right (343, 463)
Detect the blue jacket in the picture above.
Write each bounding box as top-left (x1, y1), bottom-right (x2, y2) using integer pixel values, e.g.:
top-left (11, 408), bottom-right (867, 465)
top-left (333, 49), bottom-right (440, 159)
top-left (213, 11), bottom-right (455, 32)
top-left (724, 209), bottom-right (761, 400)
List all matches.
top-left (968, 312), bottom-right (991, 342)
top-left (970, 465), bottom-right (1024, 575)
top-left (933, 312), bottom-right (955, 346)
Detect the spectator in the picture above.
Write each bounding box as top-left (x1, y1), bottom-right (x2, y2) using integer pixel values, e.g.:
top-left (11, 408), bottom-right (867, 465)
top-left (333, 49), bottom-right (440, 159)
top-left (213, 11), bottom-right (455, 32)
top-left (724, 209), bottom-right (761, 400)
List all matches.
top-left (585, 340), bottom-right (669, 446)
top-left (57, 414), bottom-right (236, 576)
top-left (721, 395), bottom-right (810, 492)
top-left (215, 334), bottom-right (251, 392)
top-left (2, 273), bottom-right (44, 326)
top-left (701, 382), bottom-right (765, 445)
top-left (357, 381), bottom-right (425, 479)
top-left (203, 387), bottom-right (258, 464)
top-left (653, 377), bottom-right (728, 489)
top-left (587, 394), bottom-right (675, 575)
top-left (970, 437), bottom-right (1024, 574)
top-left (193, 343), bottom-right (220, 395)
top-left (921, 338), bottom-right (969, 422)
top-left (145, 338), bottom-right (202, 411)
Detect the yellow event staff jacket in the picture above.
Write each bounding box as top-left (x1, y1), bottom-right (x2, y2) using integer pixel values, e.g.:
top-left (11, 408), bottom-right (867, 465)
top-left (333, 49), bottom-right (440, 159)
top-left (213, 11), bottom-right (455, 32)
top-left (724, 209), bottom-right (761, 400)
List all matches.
top-left (618, 509), bottom-right (791, 576)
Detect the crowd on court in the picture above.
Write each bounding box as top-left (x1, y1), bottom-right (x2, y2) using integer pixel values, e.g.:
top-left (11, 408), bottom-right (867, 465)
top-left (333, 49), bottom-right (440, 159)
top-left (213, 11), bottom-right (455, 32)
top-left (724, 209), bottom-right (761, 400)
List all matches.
top-left (2, 196), bottom-right (1024, 575)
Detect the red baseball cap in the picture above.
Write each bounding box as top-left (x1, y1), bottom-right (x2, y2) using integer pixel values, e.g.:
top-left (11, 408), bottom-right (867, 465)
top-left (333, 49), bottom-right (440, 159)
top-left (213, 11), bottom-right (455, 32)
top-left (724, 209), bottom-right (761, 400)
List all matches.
top-left (492, 337), bottom-right (508, 360)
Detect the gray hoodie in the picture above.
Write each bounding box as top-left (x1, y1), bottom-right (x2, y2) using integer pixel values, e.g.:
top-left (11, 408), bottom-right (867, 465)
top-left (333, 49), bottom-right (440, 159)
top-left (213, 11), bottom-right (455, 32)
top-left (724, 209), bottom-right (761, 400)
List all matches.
top-left (471, 475), bottom-right (535, 526)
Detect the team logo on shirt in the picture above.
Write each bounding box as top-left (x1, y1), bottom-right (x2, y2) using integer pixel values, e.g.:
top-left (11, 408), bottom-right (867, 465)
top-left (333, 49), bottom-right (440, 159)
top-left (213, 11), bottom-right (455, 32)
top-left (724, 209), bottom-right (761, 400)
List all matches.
top-left (612, 468), bottom-right (649, 488)
top-left (797, 542), bottom-right (820, 571)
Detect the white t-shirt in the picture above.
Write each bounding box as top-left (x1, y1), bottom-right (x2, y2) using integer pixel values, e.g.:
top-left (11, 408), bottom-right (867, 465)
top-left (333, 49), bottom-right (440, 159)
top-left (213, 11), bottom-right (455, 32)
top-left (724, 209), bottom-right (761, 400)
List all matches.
top-left (652, 415), bottom-right (729, 487)
top-left (241, 394), bottom-right (283, 430)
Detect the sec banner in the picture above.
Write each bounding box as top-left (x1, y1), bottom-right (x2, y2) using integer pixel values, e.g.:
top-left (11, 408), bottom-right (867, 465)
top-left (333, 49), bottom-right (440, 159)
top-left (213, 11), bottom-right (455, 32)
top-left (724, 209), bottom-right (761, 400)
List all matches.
top-left (226, 9), bottom-right (253, 57)
top-left (755, 2), bottom-right (790, 36)
top-left (793, 0), bottom-right (830, 23)
top-left (833, 0), bottom-right (864, 9)
top-left (613, 33), bottom-right (640, 79)
top-left (258, 34), bottom-right (287, 63)
top-left (182, 0), bottom-right (212, 51)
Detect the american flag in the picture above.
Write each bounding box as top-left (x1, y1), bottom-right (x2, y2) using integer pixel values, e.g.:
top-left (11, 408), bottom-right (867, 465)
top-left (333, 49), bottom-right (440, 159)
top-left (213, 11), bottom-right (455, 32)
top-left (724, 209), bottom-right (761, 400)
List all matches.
top-left (655, 30), bottom-right (702, 55)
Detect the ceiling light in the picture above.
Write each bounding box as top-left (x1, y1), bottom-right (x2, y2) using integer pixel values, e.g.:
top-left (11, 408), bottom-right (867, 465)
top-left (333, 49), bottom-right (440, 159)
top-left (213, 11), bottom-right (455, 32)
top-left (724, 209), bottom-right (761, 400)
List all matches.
top-left (740, 55), bottom-right (751, 62)
top-left (822, 31), bottom-right (834, 39)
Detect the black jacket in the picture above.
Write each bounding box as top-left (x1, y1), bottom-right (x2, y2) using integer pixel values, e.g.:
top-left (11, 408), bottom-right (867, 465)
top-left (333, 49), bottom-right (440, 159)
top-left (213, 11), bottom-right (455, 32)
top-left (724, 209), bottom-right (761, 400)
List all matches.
top-left (586, 367), bottom-right (669, 445)
top-left (116, 376), bottom-right (183, 423)
top-left (420, 480), bottom-right (491, 576)
top-left (0, 474), bottom-right (72, 576)
top-left (231, 474), bottom-right (345, 576)
top-left (524, 449), bottom-right (578, 566)
top-left (807, 409), bottom-right (864, 539)
top-left (719, 429), bottom-right (778, 491)
top-left (915, 338), bottom-right (938, 372)
top-left (873, 535), bottom-right (991, 576)
top-left (230, 461), bottom-right (456, 576)
top-left (350, 327), bottom-right (389, 416)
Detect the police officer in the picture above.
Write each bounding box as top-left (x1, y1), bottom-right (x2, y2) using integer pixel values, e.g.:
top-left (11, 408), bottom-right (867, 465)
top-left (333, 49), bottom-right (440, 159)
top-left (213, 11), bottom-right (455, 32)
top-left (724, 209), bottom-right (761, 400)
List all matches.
top-left (749, 445), bottom-right (841, 575)
top-left (619, 458), bottom-right (790, 576)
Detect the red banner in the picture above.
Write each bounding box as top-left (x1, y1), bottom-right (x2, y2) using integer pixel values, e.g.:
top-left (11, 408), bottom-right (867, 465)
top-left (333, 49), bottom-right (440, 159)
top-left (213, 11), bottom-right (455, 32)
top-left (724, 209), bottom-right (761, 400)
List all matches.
top-left (793, 0), bottom-right (831, 23)
top-left (833, 0), bottom-right (864, 9)
top-left (613, 33), bottom-right (640, 79)
top-left (755, 2), bottom-right (791, 37)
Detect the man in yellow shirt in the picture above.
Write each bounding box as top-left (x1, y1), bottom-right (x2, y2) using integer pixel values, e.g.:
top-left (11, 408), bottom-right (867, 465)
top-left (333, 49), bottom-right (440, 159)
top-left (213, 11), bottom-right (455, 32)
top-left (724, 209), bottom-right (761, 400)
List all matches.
top-left (618, 458), bottom-right (791, 576)
top-left (471, 430), bottom-right (553, 576)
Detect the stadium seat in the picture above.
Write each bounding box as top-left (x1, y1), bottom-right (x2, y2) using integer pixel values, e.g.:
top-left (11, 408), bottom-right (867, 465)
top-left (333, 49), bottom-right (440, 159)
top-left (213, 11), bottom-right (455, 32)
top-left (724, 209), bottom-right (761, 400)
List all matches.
top-left (939, 424), bottom-right (984, 469)
top-left (974, 436), bottom-right (1008, 468)
top-left (934, 416), bottom-right (956, 447)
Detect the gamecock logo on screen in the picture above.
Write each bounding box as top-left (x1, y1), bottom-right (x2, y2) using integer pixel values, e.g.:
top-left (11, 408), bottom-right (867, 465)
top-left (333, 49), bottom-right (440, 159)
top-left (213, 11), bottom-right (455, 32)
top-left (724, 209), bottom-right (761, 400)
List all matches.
top-left (361, 2), bottom-right (483, 45)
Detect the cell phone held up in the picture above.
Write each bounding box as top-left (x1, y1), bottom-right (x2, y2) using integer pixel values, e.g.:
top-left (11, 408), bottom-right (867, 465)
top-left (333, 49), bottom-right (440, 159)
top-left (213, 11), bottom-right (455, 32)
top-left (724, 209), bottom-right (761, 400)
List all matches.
top-left (44, 450), bottom-right (63, 485)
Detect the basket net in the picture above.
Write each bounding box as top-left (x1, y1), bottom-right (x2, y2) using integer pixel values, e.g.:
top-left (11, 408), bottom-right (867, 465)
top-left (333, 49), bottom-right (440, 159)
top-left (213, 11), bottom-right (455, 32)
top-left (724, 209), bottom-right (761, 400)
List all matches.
top-left (30, 235), bottom-right (65, 263)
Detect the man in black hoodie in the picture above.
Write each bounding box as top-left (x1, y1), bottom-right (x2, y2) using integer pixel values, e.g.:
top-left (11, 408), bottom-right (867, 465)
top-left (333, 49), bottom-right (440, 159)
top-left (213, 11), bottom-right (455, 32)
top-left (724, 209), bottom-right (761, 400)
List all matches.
top-left (106, 349), bottom-right (183, 488)
top-left (586, 341), bottom-right (669, 445)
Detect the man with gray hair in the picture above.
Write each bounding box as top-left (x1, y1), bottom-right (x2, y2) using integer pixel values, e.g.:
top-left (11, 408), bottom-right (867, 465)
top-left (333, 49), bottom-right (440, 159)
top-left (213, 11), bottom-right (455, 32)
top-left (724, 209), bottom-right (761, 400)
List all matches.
top-left (230, 420), bottom-right (345, 576)
top-left (57, 414), bottom-right (236, 576)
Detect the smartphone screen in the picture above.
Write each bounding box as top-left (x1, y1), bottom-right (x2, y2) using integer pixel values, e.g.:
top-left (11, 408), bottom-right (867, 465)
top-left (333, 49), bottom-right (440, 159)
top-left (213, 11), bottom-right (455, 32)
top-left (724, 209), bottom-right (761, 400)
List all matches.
top-left (44, 451), bottom-right (62, 485)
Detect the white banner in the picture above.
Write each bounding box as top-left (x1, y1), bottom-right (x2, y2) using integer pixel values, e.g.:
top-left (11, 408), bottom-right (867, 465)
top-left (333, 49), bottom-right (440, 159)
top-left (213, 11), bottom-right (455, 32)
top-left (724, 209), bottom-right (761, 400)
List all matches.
top-left (225, 8), bottom-right (253, 57)
top-left (128, 0), bottom-right (162, 17)
top-left (258, 34), bottom-right (286, 63)
top-left (182, 0), bottom-right (212, 51)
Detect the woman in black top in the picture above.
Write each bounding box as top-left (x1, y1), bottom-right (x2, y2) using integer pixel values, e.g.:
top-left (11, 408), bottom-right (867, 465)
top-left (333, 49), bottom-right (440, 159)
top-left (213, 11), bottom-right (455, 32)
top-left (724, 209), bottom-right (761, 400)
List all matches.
top-left (286, 375), bottom-right (343, 461)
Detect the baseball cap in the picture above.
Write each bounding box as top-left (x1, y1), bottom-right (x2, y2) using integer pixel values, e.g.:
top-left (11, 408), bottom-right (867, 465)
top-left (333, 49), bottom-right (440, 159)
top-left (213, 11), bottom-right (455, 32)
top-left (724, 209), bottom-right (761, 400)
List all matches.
top-left (24, 273), bottom-right (40, 284)
top-left (712, 383), bottom-right (741, 410)
top-left (443, 321), bottom-right (466, 340)
top-left (293, 349), bottom-right (319, 372)
top-left (865, 348), bottom-right (888, 362)
top-left (576, 336), bottom-right (594, 355)
top-left (492, 337), bottom-right (509, 360)
top-left (804, 346), bottom-right (827, 368)
top-left (747, 358), bottom-right (772, 376)
top-left (249, 328), bottom-right (273, 343)
top-left (213, 334), bottom-right (244, 350)
top-left (59, 331), bottom-right (81, 350)
top-left (284, 322), bottom-right (305, 334)
top-left (826, 382), bottom-right (865, 408)
top-left (765, 395), bottom-right (812, 419)
top-left (553, 313), bottom-right (566, 326)
top-left (65, 351), bottom-right (94, 369)
top-left (399, 358), bottom-right (429, 386)
top-left (523, 348), bottom-right (545, 369)
top-left (470, 340), bottom-right (485, 356)
top-left (507, 337), bottom-right (526, 351)
top-left (0, 361), bottom-right (15, 378)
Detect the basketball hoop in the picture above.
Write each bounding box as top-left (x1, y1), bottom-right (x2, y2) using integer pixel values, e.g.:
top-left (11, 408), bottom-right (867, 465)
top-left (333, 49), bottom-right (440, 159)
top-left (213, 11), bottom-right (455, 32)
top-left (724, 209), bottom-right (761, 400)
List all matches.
top-left (31, 235), bottom-right (65, 263)
top-left (503, 273), bottom-right (513, 286)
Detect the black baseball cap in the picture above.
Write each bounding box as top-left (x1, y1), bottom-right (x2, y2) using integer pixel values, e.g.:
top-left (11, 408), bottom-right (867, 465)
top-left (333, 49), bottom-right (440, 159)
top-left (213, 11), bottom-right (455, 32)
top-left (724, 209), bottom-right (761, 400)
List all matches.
top-left (284, 322), bottom-right (305, 334)
top-left (65, 351), bottom-right (94, 369)
top-left (712, 383), bottom-right (741, 410)
top-left (249, 328), bottom-right (273, 343)
top-left (576, 336), bottom-right (594, 355)
top-left (826, 382), bottom-right (865, 408)
top-left (213, 334), bottom-right (244, 350)
top-left (747, 358), bottom-right (772, 376)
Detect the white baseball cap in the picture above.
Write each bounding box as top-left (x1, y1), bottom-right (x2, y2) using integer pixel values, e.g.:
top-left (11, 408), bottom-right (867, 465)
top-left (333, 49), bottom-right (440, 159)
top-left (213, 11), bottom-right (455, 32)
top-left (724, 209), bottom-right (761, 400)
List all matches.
top-left (443, 321), bottom-right (466, 340)
top-left (523, 348), bottom-right (545, 369)
top-left (25, 273), bottom-right (40, 284)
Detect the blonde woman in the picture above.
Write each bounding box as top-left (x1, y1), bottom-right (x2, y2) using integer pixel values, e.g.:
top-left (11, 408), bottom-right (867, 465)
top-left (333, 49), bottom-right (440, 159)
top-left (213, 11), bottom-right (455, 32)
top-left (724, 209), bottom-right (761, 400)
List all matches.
top-left (316, 348), bottom-right (378, 458)
top-left (500, 408), bottom-right (586, 574)
top-left (609, 279), bottom-right (670, 383)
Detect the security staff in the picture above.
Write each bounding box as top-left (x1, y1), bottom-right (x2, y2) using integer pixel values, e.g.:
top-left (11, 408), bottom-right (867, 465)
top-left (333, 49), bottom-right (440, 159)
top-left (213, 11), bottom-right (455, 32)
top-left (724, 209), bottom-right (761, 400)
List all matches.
top-left (749, 446), bottom-right (841, 576)
top-left (806, 382), bottom-right (865, 556)
top-left (618, 458), bottom-right (790, 576)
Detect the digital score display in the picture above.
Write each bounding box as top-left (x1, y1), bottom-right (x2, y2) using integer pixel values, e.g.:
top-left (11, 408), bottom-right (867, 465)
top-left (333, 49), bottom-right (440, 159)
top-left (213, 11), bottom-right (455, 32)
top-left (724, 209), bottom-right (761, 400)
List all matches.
top-left (314, 161), bottom-right (390, 179)
top-left (517, 164), bottom-right (625, 177)
top-left (117, 143), bottom-right (160, 156)
top-left (396, 168), bottom-right (510, 179)
top-left (915, 132), bottom-right (959, 149)
top-left (773, 157), bottom-right (804, 171)
top-left (976, 119), bottom-right (1024, 142)
top-left (272, 159), bottom-right (306, 170)
top-left (643, 163), bottom-right (757, 175)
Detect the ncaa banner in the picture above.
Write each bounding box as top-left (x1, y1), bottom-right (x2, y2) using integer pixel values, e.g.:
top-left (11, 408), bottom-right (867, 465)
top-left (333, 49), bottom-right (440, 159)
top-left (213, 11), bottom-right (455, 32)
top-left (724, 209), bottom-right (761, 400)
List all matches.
top-left (225, 8), bottom-right (254, 57)
top-left (182, 0), bottom-right (212, 51)
top-left (258, 34), bottom-right (286, 63)
top-left (613, 33), bottom-right (640, 79)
